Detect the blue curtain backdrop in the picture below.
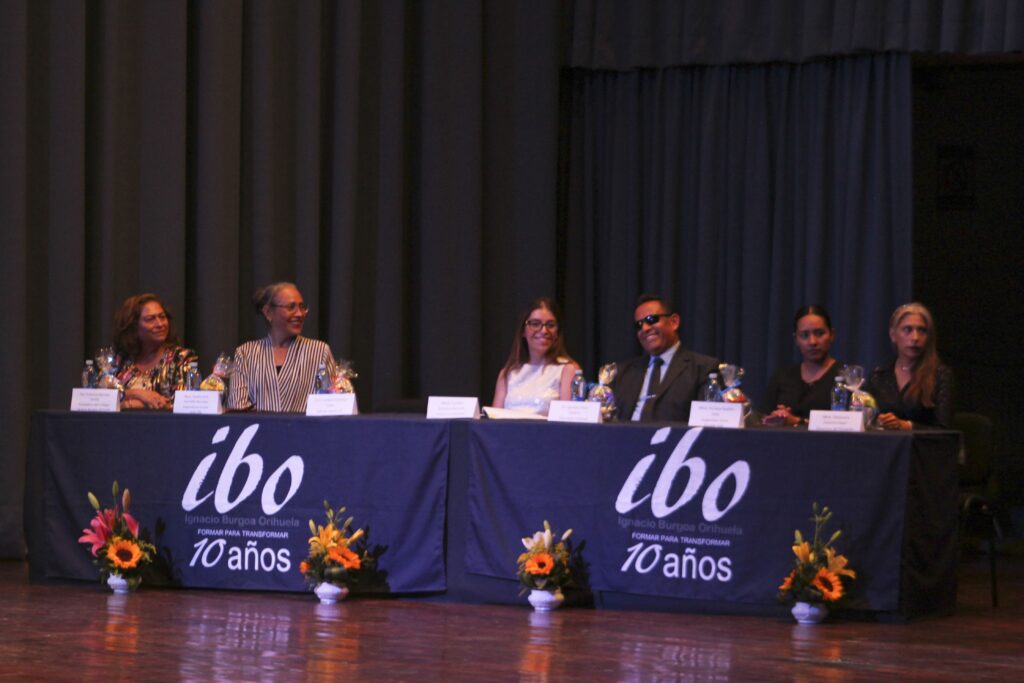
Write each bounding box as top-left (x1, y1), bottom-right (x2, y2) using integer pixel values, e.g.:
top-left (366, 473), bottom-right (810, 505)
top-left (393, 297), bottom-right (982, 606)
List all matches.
top-left (562, 54), bottom-right (914, 401)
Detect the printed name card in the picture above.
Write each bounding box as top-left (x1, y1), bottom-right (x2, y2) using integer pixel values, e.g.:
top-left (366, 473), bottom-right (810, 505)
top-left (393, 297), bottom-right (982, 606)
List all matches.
top-left (687, 401), bottom-right (745, 429)
top-left (173, 390), bottom-right (223, 415)
top-left (70, 388), bottom-right (120, 412)
top-left (306, 393), bottom-right (359, 416)
top-left (547, 400), bottom-right (603, 424)
top-left (808, 410), bottom-right (865, 432)
top-left (426, 396), bottom-right (480, 420)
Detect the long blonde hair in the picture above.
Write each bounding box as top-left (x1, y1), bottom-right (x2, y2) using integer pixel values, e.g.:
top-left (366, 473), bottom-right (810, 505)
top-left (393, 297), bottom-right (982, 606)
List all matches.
top-left (889, 302), bottom-right (940, 408)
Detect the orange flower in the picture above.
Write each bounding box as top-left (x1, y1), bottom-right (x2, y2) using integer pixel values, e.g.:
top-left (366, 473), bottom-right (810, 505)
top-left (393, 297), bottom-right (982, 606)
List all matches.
top-left (826, 548), bottom-right (856, 579)
top-left (327, 545), bottom-right (361, 570)
top-left (792, 541), bottom-right (813, 564)
top-left (106, 538), bottom-right (143, 570)
top-left (524, 552), bottom-right (555, 576)
top-left (778, 570), bottom-right (795, 592)
top-left (811, 568), bottom-right (844, 601)
top-left (299, 561), bottom-right (310, 575)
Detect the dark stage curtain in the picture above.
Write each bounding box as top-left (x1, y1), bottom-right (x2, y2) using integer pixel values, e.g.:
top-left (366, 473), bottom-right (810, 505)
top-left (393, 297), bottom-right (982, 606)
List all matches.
top-left (567, 0), bottom-right (1024, 68)
top-left (0, 0), bottom-right (563, 557)
top-left (561, 54), bottom-right (914, 401)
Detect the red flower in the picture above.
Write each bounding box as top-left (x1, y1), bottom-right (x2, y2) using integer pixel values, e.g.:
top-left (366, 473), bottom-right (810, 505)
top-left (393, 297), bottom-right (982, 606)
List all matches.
top-left (78, 508), bottom-right (117, 556)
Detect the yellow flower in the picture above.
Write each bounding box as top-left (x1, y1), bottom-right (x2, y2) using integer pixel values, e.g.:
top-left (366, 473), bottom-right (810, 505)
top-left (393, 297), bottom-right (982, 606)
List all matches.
top-left (525, 552), bottom-right (555, 576)
top-left (308, 523), bottom-right (340, 556)
top-left (106, 538), bottom-right (143, 570)
top-left (826, 548), bottom-right (856, 579)
top-left (811, 568), bottom-right (844, 601)
top-left (792, 541), bottom-right (813, 564)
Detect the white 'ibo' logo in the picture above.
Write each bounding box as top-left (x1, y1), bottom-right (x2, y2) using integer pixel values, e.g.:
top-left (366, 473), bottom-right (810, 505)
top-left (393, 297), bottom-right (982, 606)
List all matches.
top-left (615, 427), bottom-right (750, 521)
top-left (181, 424), bottom-right (304, 515)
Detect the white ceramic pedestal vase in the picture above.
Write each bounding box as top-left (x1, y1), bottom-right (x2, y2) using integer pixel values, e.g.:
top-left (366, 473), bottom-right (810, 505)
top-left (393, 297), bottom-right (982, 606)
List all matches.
top-left (315, 582), bottom-right (349, 605)
top-left (791, 601), bottom-right (828, 624)
top-left (107, 573), bottom-right (131, 595)
top-left (527, 588), bottom-right (564, 612)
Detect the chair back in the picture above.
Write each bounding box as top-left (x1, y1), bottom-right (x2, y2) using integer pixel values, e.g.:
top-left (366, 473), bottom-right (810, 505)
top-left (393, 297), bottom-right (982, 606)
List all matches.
top-left (954, 412), bottom-right (994, 489)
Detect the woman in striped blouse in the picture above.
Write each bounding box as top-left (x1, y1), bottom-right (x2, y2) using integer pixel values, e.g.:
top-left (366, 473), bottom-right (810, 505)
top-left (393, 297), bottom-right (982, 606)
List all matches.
top-left (227, 282), bottom-right (335, 413)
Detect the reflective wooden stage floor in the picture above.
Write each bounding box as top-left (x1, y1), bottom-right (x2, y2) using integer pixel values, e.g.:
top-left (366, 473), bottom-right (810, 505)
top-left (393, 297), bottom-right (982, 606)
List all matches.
top-left (2, 557), bottom-right (1023, 682)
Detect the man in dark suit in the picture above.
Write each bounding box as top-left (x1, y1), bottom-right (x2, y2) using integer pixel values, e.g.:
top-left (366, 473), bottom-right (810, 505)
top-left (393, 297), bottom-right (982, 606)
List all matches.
top-left (611, 294), bottom-right (720, 422)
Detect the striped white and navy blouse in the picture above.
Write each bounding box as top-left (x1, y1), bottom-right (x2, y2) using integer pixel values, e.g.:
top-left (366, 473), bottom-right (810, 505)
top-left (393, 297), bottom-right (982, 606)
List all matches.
top-left (227, 335), bottom-right (334, 413)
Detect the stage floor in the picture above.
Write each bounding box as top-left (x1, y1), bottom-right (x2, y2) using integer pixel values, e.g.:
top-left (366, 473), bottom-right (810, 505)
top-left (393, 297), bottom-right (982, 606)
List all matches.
top-left (1, 555), bottom-right (1022, 681)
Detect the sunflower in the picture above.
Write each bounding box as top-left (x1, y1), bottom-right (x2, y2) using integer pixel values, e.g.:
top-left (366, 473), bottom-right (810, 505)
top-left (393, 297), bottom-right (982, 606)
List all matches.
top-left (524, 552), bottom-right (555, 576)
top-left (778, 570), bottom-right (795, 592)
top-left (106, 538), bottom-right (143, 570)
top-left (811, 568), bottom-right (844, 601)
top-left (327, 545), bottom-right (362, 570)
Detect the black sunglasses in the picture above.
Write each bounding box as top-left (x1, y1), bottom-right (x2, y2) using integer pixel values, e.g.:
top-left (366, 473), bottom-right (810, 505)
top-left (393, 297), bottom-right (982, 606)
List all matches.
top-left (633, 313), bottom-right (672, 331)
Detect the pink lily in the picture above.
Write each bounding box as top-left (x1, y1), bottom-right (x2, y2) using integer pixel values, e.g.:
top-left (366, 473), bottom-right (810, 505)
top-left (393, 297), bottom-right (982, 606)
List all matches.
top-left (78, 508), bottom-right (116, 556)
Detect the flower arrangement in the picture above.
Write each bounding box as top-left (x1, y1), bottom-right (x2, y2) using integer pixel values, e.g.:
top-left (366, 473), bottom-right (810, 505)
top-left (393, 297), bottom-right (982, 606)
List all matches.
top-left (300, 501), bottom-right (372, 589)
top-left (517, 520), bottom-right (574, 593)
top-left (778, 503), bottom-right (856, 604)
top-left (78, 481), bottom-right (156, 590)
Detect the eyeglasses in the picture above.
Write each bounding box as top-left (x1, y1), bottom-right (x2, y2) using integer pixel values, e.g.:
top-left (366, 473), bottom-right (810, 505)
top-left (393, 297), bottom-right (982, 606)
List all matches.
top-left (272, 302), bottom-right (309, 313)
top-left (525, 319), bottom-right (559, 332)
top-left (634, 313), bottom-right (672, 330)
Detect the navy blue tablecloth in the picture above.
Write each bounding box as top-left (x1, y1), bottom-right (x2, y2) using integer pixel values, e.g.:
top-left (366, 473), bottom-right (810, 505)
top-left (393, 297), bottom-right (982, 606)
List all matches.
top-left (26, 412), bottom-right (449, 593)
top-left (26, 412), bottom-right (959, 617)
top-left (457, 421), bottom-right (959, 616)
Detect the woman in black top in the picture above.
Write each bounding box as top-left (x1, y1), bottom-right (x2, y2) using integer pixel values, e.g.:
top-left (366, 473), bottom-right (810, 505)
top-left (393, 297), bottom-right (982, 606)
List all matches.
top-left (762, 305), bottom-right (842, 426)
top-left (865, 302), bottom-right (953, 430)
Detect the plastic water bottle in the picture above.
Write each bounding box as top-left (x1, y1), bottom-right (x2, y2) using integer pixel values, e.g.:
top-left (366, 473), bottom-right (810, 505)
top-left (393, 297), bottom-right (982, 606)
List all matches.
top-left (185, 362), bottom-right (202, 390)
top-left (315, 362), bottom-right (332, 394)
top-left (81, 360), bottom-right (97, 388)
top-left (702, 373), bottom-right (723, 402)
top-left (830, 377), bottom-right (848, 411)
top-left (570, 370), bottom-right (587, 401)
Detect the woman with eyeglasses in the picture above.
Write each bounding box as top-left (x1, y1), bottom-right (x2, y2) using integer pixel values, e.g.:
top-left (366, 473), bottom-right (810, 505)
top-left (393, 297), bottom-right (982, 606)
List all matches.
top-left (864, 302), bottom-right (953, 430)
top-left (227, 282), bottom-right (335, 412)
top-left (112, 293), bottom-right (197, 410)
top-left (761, 304), bottom-right (843, 426)
top-left (491, 297), bottom-right (581, 416)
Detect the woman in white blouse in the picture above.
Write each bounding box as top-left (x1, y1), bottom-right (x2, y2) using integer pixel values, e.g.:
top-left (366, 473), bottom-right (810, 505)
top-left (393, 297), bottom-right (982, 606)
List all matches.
top-left (491, 297), bottom-right (581, 416)
top-left (227, 282), bottom-right (335, 413)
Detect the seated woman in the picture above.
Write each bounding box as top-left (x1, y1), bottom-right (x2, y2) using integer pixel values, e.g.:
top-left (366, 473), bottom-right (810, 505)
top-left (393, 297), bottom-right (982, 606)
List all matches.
top-left (762, 304), bottom-right (842, 426)
top-left (227, 282), bottom-right (335, 413)
top-left (491, 297), bottom-right (581, 416)
top-left (113, 293), bottom-right (197, 410)
top-left (865, 302), bottom-right (953, 430)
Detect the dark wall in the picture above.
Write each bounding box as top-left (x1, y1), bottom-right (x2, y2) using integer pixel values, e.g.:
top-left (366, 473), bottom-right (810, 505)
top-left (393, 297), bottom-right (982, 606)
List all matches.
top-left (913, 60), bottom-right (1024, 503)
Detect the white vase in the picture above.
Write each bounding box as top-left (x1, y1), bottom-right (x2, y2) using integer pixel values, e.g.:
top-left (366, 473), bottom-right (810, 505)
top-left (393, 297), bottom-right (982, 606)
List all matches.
top-left (107, 573), bottom-right (131, 595)
top-left (314, 582), bottom-right (349, 605)
top-left (528, 588), bottom-right (564, 612)
top-left (791, 601), bottom-right (828, 624)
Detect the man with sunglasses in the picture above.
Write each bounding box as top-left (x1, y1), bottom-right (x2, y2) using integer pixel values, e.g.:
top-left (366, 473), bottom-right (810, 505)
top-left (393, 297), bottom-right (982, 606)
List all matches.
top-left (610, 294), bottom-right (719, 423)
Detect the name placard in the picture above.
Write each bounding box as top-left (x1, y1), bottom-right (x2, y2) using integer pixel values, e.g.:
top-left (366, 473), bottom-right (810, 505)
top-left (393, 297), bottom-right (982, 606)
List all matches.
top-left (173, 390), bottom-right (223, 415)
top-left (687, 401), bottom-right (745, 429)
top-left (808, 410), bottom-right (865, 432)
top-left (426, 396), bottom-right (480, 420)
top-left (306, 393), bottom-right (359, 416)
top-left (70, 388), bottom-right (120, 413)
top-left (547, 400), bottom-right (603, 424)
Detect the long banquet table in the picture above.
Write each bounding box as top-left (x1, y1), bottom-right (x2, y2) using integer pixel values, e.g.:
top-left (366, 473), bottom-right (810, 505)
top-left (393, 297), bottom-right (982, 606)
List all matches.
top-left (26, 411), bottom-right (960, 618)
